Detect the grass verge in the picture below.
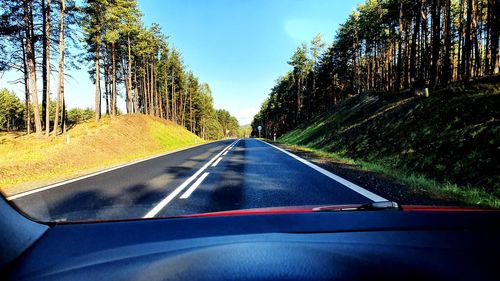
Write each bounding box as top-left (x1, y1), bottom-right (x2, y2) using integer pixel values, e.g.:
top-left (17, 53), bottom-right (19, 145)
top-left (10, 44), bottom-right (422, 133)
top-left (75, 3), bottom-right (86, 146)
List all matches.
top-left (280, 144), bottom-right (500, 208)
top-left (0, 114), bottom-right (204, 197)
top-left (279, 87), bottom-right (500, 192)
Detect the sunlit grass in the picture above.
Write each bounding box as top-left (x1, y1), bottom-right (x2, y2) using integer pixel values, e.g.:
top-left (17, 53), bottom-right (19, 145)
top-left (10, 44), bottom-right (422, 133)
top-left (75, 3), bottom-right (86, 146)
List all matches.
top-left (149, 119), bottom-right (202, 150)
top-left (281, 144), bottom-right (500, 208)
top-left (278, 87), bottom-right (500, 208)
top-left (282, 144), bottom-right (356, 165)
top-left (358, 160), bottom-right (500, 208)
top-left (0, 115), bottom-right (204, 196)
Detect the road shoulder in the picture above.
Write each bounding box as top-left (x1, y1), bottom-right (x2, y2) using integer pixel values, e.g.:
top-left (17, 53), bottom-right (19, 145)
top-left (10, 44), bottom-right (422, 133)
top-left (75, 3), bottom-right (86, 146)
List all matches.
top-left (3, 141), bottom-right (213, 199)
top-left (273, 143), bottom-right (468, 206)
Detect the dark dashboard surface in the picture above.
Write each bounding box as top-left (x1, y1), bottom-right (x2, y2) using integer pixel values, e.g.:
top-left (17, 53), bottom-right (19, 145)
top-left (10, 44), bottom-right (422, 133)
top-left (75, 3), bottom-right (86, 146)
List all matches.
top-left (6, 211), bottom-right (500, 281)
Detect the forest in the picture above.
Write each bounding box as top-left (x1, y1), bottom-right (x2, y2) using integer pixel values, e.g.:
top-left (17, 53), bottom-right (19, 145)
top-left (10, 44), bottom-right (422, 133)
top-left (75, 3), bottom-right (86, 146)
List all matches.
top-left (252, 0), bottom-right (499, 137)
top-left (0, 0), bottom-right (239, 139)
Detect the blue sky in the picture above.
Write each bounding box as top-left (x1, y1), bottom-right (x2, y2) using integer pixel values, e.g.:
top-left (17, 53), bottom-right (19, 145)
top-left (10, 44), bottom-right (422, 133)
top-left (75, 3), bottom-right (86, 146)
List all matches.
top-left (0, 0), bottom-right (361, 125)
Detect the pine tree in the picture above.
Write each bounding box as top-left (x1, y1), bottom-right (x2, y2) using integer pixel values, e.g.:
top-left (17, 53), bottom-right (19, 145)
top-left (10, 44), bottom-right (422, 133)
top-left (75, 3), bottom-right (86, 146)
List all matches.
top-left (82, 0), bottom-right (108, 121)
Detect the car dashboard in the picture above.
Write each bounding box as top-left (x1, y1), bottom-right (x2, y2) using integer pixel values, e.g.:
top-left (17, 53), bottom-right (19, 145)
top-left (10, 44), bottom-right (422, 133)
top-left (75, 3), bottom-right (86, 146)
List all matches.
top-left (4, 210), bottom-right (500, 281)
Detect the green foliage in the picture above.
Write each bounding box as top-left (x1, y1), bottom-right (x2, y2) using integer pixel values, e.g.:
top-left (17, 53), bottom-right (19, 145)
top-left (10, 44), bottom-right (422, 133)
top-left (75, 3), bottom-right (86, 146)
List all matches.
top-left (216, 109), bottom-right (239, 137)
top-left (0, 89), bottom-right (24, 131)
top-left (205, 118), bottom-right (224, 140)
top-left (279, 85), bottom-right (500, 199)
top-left (80, 0), bottom-right (237, 140)
top-left (238, 125), bottom-right (252, 138)
top-left (253, 0), bottom-right (499, 140)
top-left (66, 108), bottom-right (95, 124)
top-left (0, 88), bottom-right (100, 131)
top-left (287, 144), bottom-right (500, 208)
top-left (309, 33), bottom-right (325, 63)
top-left (253, 0), bottom-right (499, 202)
top-left (288, 43), bottom-right (311, 76)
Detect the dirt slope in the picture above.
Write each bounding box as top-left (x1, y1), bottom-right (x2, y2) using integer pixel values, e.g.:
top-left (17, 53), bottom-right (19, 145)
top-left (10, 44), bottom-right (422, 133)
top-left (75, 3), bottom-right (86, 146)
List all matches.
top-left (280, 82), bottom-right (500, 196)
top-left (0, 114), bottom-right (203, 196)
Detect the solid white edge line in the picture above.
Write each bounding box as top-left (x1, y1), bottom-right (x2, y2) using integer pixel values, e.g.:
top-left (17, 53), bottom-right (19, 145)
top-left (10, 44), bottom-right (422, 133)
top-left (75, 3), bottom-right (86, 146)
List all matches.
top-left (6, 141), bottom-right (213, 201)
top-left (143, 139), bottom-right (239, 218)
top-left (258, 140), bottom-right (387, 202)
top-left (180, 172), bottom-right (210, 199)
top-left (211, 157), bottom-right (223, 167)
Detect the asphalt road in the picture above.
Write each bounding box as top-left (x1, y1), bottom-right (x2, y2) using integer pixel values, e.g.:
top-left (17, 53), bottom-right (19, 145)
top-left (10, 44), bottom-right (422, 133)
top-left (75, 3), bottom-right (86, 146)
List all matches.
top-left (9, 138), bottom-right (386, 221)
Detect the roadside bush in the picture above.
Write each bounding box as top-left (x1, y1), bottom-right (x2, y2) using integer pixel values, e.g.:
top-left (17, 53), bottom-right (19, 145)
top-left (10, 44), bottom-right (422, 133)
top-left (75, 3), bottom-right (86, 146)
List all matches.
top-left (66, 108), bottom-right (94, 125)
top-left (205, 118), bottom-right (224, 140)
top-left (0, 88), bottom-right (24, 131)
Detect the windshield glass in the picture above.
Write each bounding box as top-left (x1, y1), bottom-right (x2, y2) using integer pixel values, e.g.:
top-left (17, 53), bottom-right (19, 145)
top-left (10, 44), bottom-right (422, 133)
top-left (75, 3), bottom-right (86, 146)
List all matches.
top-left (0, 0), bottom-right (498, 222)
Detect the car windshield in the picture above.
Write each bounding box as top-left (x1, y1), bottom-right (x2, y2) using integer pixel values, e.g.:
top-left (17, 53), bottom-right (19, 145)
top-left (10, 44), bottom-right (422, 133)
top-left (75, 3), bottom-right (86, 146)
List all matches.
top-left (0, 0), bottom-right (498, 222)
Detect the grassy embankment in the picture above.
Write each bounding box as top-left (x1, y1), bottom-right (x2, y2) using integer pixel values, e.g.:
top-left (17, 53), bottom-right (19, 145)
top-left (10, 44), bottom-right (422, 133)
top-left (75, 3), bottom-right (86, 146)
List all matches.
top-left (279, 81), bottom-right (500, 207)
top-left (0, 114), bottom-right (204, 196)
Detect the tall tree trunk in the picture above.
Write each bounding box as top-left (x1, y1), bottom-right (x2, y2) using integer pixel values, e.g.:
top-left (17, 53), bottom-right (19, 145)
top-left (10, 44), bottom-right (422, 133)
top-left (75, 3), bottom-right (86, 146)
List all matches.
top-left (42, 0), bottom-right (51, 136)
top-left (144, 72), bottom-right (147, 114)
top-left (154, 65), bottom-right (161, 118)
top-left (23, 0), bottom-right (42, 134)
top-left (149, 62), bottom-right (154, 115)
top-left (296, 76), bottom-right (301, 123)
top-left (396, 2), bottom-right (403, 90)
top-left (164, 74), bottom-right (170, 120)
top-left (144, 63), bottom-right (149, 114)
top-left (123, 59), bottom-right (130, 114)
top-left (104, 51), bottom-right (110, 115)
top-left (463, 0), bottom-right (473, 80)
top-left (20, 31), bottom-right (31, 135)
top-left (353, 28), bottom-right (360, 93)
top-left (133, 65), bottom-right (139, 113)
top-left (430, 0), bottom-right (441, 88)
top-left (179, 89), bottom-right (184, 125)
top-left (143, 73), bottom-right (147, 113)
top-left (457, 0), bottom-right (464, 79)
top-left (111, 42), bottom-right (117, 116)
top-left (472, 0), bottom-right (481, 77)
top-left (386, 43), bottom-right (391, 91)
top-left (403, 21), bottom-right (410, 88)
top-left (485, 0), bottom-right (491, 75)
top-left (53, 0), bottom-right (64, 135)
top-left (189, 87), bottom-right (192, 132)
top-left (61, 93), bottom-right (66, 133)
top-left (126, 35), bottom-right (133, 113)
top-left (419, 1), bottom-right (428, 84)
top-left (46, 0), bottom-right (51, 135)
top-left (442, 0), bottom-right (452, 84)
top-left (95, 37), bottom-right (101, 122)
top-left (181, 89), bottom-right (187, 126)
top-left (171, 66), bottom-right (176, 122)
top-left (488, 0), bottom-right (499, 74)
top-left (152, 62), bottom-right (157, 116)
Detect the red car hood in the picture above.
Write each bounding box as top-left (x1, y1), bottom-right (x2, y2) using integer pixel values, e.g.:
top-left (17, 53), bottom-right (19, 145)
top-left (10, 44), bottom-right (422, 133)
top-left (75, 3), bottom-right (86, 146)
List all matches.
top-left (55, 204), bottom-right (499, 224)
top-left (179, 204), bottom-right (497, 218)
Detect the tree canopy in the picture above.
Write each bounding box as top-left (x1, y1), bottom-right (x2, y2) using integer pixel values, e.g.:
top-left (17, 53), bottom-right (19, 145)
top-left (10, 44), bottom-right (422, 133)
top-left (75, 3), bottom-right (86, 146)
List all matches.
top-left (0, 0), bottom-right (238, 139)
top-left (253, 0), bottom-right (499, 138)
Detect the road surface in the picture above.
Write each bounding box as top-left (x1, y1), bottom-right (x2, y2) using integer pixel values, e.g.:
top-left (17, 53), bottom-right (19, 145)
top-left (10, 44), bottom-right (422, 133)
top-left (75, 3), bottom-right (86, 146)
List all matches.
top-left (9, 139), bottom-right (386, 221)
